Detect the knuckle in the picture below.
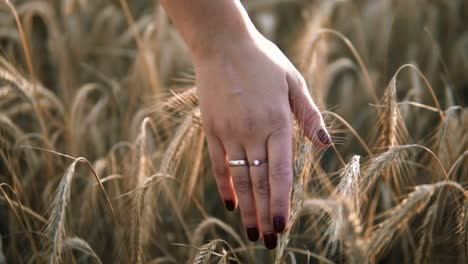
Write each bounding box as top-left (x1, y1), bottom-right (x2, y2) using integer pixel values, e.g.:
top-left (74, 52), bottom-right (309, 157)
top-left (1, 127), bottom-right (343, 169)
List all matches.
top-left (220, 116), bottom-right (256, 139)
top-left (232, 175), bottom-right (251, 194)
top-left (301, 106), bottom-right (320, 126)
top-left (270, 162), bottom-right (293, 183)
top-left (272, 196), bottom-right (290, 212)
top-left (252, 175), bottom-right (270, 197)
top-left (239, 116), bottom-right (256, 136)
top-left (295, 74), bottom-right (306, 88)
top-left (219, 118), bottom-right (234, 136)
top-left (288, 71), bottom-right (306, 89)
top-left (268, 109), bottom-right (290, 132)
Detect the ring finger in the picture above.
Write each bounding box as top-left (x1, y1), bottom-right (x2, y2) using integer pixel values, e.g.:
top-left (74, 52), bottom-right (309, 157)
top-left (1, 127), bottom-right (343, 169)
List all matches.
top-left (225, 143), bottom-right (260, 242)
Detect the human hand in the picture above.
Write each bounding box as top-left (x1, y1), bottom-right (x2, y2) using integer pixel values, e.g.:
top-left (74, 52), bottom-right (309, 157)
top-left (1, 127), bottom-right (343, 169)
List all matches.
top-left (194, 32), bottom-right (331, 249)
top-left (160, 0), bottom-right (331, 250)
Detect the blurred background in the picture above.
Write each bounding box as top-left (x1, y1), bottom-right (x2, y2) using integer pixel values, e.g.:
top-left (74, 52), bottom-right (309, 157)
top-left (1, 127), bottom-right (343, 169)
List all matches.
top-left (0, 0), bottom-right (467, 263)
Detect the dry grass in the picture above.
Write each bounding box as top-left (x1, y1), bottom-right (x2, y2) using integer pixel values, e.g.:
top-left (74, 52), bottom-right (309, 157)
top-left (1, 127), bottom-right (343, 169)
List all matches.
top-left (0, 0), bottom-right (467, 263)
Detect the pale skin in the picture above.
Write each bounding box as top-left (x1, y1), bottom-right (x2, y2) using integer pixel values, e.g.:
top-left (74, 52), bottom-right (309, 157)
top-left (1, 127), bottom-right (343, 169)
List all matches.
top-left (160, 0), bottom-right (331, 249)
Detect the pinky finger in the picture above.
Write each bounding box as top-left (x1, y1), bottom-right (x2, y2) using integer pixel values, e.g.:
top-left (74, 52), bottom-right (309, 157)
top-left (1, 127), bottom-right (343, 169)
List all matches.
top-left (206, 135), bottom-right (237, 211)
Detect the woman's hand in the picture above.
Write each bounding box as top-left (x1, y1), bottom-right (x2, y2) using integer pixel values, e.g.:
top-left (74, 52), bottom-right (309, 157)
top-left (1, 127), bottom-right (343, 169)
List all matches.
top-left (194, 34), bottom-right (331, 249)
top-left (160, 0), bottom-right (331, 250)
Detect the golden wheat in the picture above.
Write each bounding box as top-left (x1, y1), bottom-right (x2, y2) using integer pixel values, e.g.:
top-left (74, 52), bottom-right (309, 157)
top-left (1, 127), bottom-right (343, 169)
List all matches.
top-left (0, 0), bottom-right (467, 263)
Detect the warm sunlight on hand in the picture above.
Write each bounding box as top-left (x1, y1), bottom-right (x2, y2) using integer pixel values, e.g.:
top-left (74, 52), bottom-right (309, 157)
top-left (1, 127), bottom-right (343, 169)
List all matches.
top-left (194, 32), bottom-right (331, 249)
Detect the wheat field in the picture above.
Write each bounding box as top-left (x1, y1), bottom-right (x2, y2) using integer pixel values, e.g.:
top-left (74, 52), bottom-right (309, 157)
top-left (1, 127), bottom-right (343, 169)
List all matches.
top-left (0, 0), bottom-right (467, 263)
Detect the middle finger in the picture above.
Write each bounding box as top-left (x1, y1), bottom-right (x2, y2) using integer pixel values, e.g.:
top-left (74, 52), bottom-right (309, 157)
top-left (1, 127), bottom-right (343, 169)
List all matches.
top-left (246, 143), bottom-right (277, 249)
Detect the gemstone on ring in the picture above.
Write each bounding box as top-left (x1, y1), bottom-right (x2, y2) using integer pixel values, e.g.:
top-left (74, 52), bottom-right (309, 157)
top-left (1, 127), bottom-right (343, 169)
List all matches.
top-left (250, 159), bottom-right (267, 166)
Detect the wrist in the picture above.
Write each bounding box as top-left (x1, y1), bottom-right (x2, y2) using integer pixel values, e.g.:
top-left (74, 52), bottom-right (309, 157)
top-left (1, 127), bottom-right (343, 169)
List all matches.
top-left (186, 1), bottom-right (259, 61)
top-left (161, 0), bottom-right (260, 62)
top-left (191, 29), bottom-right (258, 64)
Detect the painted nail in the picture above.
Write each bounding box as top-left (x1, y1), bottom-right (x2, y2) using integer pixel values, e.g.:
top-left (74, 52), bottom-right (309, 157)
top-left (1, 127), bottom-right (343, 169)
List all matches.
top-left (317, 128), bottom-right (331, 145)
top-left (246, 226), bottom-right (259, 241)
top-left (224, 200), bottom-right (235, 211)
top-left (263, 232), bottom-right (278, 250)
top-left (273, 216), bottom-right (285, 233)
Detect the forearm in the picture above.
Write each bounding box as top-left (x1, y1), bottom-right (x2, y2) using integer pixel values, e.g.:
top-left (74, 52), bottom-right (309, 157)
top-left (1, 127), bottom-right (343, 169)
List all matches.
top-left (160, 0), bottom-right (257, 60)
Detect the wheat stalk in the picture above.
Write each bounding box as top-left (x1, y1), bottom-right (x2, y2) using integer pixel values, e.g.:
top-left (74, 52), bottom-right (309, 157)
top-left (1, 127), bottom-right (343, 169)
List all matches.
top-left (63, 237), bottom-right (103, 264)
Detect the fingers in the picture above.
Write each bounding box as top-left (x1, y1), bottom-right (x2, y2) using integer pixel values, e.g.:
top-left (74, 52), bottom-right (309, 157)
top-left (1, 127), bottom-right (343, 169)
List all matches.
top-left (267, 125), bottom-right (293, 238)
top-left (287, 73), bottom-right (332, 147)
top-left (206, 135), bottom-right (237, 211)
top-left (245, 144), bottom-right (277, 249)
top-left (224, 143), bottom-right (260, 242)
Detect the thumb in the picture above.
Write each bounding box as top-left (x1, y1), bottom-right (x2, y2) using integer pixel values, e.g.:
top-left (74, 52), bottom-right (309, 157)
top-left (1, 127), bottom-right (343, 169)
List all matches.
top-left (287, 72), bottom-right (331, 147)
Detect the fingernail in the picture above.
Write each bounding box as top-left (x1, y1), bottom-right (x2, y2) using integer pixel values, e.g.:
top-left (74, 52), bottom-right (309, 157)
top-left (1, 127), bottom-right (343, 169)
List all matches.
top-left (317, 128), bottom-right (331, 145)
top-left (263, 232), bottom-right (278, 250)
top-left (224, 200), bottom-right (235, 211)
top-left (273, 216), bottom-right (285, 233)
top-left (246, 226), bottom-right (259, 241)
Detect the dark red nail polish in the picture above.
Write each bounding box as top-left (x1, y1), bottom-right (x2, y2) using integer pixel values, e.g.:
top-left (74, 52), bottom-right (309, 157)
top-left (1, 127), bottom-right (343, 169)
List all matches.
top-left (224, 200), bottom-right (235, 211)
top-left (273, 216), bottom-right (285, 233)
top-left (246, 226), bottom-right (259, 241)
top-left (317, 128), bottom-right (331, 145)
top-left (263, 232), bottom-right (277, 250)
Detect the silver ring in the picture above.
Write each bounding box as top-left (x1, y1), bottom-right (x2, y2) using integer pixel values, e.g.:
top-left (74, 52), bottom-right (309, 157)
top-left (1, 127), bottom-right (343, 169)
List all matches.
top-left (250, 159), bottom-right (267, 167)
top-left (228, 159), bottom-right (248, 167)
